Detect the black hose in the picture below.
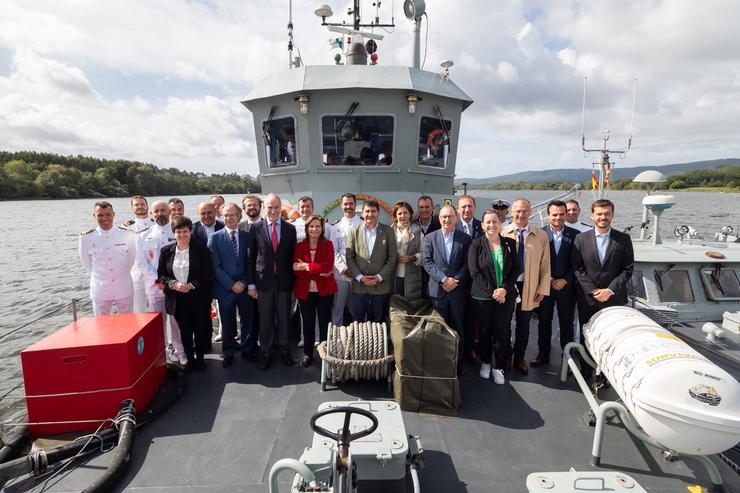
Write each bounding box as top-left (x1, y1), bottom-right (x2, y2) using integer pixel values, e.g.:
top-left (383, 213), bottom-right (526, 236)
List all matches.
top-left (0, 425), bottom-right (30, 464)
top-left (81, 399), bottom-right (136, 493)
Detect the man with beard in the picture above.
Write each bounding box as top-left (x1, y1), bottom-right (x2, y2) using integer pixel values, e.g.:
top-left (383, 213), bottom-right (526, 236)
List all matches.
top-left (136, 200), bottom-right (187, 365)
top-left (330, 193), bottom-right (363, 326)
top-left (122, 195), bottom-right (153, 312)
top-left (239, 194), bottom-right (263, 232)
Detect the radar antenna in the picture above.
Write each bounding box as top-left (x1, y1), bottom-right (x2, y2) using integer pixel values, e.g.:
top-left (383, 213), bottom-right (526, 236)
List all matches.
top-left (581, 76), bottom-right (638, 199)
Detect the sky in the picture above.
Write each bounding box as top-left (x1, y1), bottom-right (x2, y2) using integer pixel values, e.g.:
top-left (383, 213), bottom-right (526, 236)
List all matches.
top-left (1, 0), bottom-right (739, 179)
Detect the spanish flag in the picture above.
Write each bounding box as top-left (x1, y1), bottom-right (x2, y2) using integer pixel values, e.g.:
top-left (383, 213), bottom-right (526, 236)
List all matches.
top-left (605, 162), bottom-right (612, 187)
top-left (592, 170), bottom-right (599, 190)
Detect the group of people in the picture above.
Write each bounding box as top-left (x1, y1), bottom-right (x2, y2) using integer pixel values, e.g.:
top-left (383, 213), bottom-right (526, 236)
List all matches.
top-left (79, 191), bottom-right (633, 383)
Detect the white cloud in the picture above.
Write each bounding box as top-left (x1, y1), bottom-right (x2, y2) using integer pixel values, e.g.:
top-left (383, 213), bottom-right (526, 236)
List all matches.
top-left (0, 0), bottom-right (738, 180)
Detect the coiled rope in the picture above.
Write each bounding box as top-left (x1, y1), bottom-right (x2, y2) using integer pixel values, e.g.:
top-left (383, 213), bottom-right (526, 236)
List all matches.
top-left (316, 322), bottom-right (394, 384)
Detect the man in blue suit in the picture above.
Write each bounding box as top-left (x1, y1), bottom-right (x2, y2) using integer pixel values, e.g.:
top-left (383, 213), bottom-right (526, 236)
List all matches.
top-left (207, 202), bottom-right (255, 367)
top-left (455, 194), bottom-right (483, 365)
top-left (532, 200), bottom-right (580, 367)
top-left (192, 201), bottom-right (224, 248)
top-left (423, 204), bottom-right (472, 376)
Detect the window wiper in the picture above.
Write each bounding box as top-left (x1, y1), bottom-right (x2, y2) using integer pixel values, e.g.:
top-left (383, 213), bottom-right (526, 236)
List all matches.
top-left (711, 264), bottom-right (726, 295)
top-left (262, 106), bottom-right (277, 144)
top-left (654, 264), bottom-right (676, 291)
top-left (433, 105), bottom-right (450, 142)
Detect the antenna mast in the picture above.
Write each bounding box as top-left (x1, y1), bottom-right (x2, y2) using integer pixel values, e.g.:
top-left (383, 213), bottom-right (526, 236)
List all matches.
top-left (581, 76), bottom-right (638, 199)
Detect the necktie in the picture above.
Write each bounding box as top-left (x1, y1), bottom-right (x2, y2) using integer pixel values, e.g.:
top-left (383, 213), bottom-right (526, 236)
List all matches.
top-left (463, 222), bottom-right (470, 236)
top-left (230, 230), bottom-right (238, 258)
top-left (517, 229), bottom-right (525, 276)
top-left (271, 222), bottom-right (279, 272)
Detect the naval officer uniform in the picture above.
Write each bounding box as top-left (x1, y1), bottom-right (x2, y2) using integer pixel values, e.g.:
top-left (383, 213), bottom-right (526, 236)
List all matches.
top-left (136, 222), bottom-right (186, 363)
top-left (122, 217), bottom-right (154, 312)
top-left (79, 225), bottom-right (137, 315)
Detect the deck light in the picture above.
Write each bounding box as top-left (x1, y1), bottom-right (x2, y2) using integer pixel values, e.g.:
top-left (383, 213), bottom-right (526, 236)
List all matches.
top-left (407, 94), bottom-right (418, 114)
top-left (298, 94), bottom-right (310, 116)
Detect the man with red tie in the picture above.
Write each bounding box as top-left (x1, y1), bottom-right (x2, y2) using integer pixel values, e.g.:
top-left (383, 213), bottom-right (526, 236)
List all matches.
top-left (248, 193), bottom-right (297, 369)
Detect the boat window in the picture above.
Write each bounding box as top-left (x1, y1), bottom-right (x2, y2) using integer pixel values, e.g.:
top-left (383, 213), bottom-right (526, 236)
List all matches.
top-left (629, 270), bottom-right (647, 300)
top-left (700, 268), bottom-right (740, 301)
top-left (654, 270), bottom-right (694, 302)
top-left (321, 115), bottom-right (394, 166)
top-left (263, 116), bottom-right (297, 168)
top-left (418, 116), bottom-right (452, 168)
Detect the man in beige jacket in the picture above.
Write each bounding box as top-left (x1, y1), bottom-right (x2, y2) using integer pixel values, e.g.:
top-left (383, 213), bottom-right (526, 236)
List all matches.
top-left (501, 198), bottom-right (551, 375)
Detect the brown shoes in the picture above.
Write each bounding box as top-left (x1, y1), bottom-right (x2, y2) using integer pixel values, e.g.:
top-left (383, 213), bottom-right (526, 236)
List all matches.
top-left (513, 358), bottom-right (529, 376)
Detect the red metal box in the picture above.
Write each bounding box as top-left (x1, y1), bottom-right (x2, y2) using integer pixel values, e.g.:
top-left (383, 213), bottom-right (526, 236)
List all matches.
top-left (21, 313), bottom-right (167, 436)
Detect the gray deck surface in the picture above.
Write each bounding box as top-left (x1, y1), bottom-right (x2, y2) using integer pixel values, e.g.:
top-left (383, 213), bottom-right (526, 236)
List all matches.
top-left (4, 327), bottom-right (739, 493)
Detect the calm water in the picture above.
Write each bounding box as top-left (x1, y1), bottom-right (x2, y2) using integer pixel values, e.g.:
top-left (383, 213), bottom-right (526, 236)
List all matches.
top-left (0, 190), bottom-right (736, 418)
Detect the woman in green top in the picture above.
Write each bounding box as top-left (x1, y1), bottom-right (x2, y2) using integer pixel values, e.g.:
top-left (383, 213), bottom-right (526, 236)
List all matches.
top-left (468, 209), bottom-right (519, 384)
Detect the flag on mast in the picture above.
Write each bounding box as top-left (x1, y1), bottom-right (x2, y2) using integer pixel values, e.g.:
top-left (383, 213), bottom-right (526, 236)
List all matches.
top-left (591, 170), bottom-right (599, 190)
top-left (605, 162), bottom-right (612, 187)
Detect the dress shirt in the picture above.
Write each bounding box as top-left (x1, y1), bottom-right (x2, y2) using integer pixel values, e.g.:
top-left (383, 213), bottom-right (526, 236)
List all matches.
top-left (418, 217), bottom-right (433, 234)
top-left (225, 226), bottom-right (239, 250)
top-left (267, 219), bottom-right (281, 242)
top-left (441, 230), bottom-right (454, 283)
top-left (173, 246), bottom-right (190, 283)
top-left (551, 227), bottom-right (563, 255)
top-left (364, 224), bottom-right (378, 257)
top-left (516, 224), bottom-right (529, 282)
top-left (595, 228), bottom-right (611, 265)
top-left (203, 222), bottom-right (216, 235)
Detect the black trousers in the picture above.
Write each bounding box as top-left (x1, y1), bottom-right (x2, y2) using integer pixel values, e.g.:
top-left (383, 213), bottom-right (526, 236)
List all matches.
top-left (511, 281), bottom-right (532, 361)
top-left (431, 295), bottom-right (465, 370)
top-left (298, 292), bottom-right (333, 356)
top-left (474, 298), bottom-right (515, 368)
top-left (536, 285), bottom-right (575, 360)
top-left (174, 294), bottom-right (209, 362)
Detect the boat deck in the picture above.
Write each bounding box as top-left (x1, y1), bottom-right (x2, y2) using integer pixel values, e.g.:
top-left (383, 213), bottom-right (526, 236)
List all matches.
top-left (3, 329), bottom-right (739, 493)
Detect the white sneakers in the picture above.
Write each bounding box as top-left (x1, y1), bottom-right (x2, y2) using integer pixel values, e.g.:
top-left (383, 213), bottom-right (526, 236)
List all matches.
top-left (479, 363), bottom-right (505, 385)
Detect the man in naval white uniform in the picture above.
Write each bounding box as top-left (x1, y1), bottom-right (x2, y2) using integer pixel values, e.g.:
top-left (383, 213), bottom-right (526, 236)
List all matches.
top-left (135, 200), bottom-right (187, 364)
top-left (329, 193), bottom-right (363, 326)
top-left (292, 196), bottom-right (314, 243)
top-left (565, 199), bottom-right (593, 232)
top-left (79, 201), bottom-right (137, 316)
top-left (122, 195), bottom-right (153, 312)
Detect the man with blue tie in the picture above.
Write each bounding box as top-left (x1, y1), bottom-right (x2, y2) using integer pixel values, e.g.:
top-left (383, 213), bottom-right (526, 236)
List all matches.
top-left (501, 198), bottom-right (551, 376)
top-left (208, 202), bottom-right (256, 368)
top-left (248, 193), bottom-right (297, 369)
top-left (455, 194), bottom-right (483, 365)
top-left (532, 200), bottom-right (579, 367)
top-left (423, 204), bottom-right (471, 376)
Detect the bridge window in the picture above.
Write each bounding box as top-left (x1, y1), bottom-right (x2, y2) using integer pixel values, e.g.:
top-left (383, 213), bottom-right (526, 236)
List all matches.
top-left (418, 116), bottom-right (452, 168)
top-left (263, 116), bottom-right (297, 168)
top-left (654, 270), bottom-right (694, 302)
top-left (700, 268), bottom-right (740, 301)
top-left (321, 115), bottom-right (395, 166)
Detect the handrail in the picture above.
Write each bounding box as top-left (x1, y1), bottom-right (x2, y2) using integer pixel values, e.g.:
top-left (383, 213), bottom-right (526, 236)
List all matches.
top-left (0, 298), bottom-right (90, 343)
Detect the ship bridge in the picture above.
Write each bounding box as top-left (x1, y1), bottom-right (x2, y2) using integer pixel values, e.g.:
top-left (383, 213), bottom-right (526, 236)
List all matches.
top-left (242, 64), bottom-right (473, 218)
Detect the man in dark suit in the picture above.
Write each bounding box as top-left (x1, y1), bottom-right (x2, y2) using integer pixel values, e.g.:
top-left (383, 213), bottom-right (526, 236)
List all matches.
top-left (423, 204), bottom-right (472, 376)
top-left (532, 200), bottom-right (579, 367)
top-left (346, 199), bottom-right (397, 323)
top-left (248, 193), bottom-right (297, 369)
top-left (571, 199), bottom-right (634, 325)
top-left (455, 194), bottom-right (483, 365)
top-left (192, 201), bottom-right (224, 248)
top-left (414, 195), bottom-right (441, 235)
top-left (207, 202), bottom-right (255, 368)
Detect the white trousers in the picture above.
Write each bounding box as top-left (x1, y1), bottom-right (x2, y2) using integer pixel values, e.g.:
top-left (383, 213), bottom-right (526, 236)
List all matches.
top-left (331, 279), bottom-right (353, 327)
top-left (92, 296), bottom-right (133, 316)
top-left (132, 277), bottom-right (147, 313)
top-left (147, 294), bottom-right (185, 356)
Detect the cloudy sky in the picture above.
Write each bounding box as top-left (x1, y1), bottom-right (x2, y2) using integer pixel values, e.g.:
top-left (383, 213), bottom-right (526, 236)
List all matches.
top-left (1, 0), bottom-right (738, 179)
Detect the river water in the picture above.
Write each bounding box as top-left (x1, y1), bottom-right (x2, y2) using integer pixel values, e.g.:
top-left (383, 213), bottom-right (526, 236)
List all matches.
top-left (0, 190), bottom-right (736, 418)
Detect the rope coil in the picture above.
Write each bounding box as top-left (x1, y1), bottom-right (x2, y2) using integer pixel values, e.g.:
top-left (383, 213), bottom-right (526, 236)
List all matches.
top-left (317, 322), bottom-right (393, 384)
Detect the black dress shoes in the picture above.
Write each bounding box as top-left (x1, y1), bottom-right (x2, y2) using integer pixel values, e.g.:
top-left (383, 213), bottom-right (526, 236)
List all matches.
top-left (259, 352), bottom-right (272, 370)
top-left (281, 352), bottom-right (294, 366)
top-left (530, 357), bottom-right (549, 367)
top-left (242, 349), bottom-right (259, 363)
top-left (457, 366), bottom-right (466, 377)
top-left (513, 358), bottom-right (529, 376)
top-left (221, 355), bottom-right (234, 368)
top-left (466, 350), bottom-right (481, 366)
top-left (301, 355), bottom-right (313, 367)
top-left (195, 359), bottom-right (206, 372)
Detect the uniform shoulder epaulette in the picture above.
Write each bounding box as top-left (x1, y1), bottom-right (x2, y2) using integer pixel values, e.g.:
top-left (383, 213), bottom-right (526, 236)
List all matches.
top-left (80, 228), bottom-right (95, 235)
top-left (122, 219), bottom-right (135, 227)
top-left (118, 225), bottom-right (132, 232)
top-left (332, 218), bottom-right (341, 225)
top-left (139, 226), bottom-right (151, 234)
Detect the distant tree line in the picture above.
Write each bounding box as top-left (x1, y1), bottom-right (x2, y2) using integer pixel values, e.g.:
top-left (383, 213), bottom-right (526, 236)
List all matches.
top-left (0, 151), bottom-right (261, 200)
top-left (477, 166), bottom-right (740, 191)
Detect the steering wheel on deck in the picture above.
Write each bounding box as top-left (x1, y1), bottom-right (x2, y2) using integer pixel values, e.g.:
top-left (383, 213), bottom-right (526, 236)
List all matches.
top-left (310, 406), bottom-right (379, 447)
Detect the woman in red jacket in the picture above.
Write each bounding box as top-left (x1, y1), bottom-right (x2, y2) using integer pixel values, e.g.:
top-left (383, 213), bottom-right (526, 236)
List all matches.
top-left (293, 215), bottom-right (337, 366)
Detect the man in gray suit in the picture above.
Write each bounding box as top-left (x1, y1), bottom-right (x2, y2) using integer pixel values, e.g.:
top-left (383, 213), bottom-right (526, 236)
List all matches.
top-left (346, 199), bottom-right (398, 323)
